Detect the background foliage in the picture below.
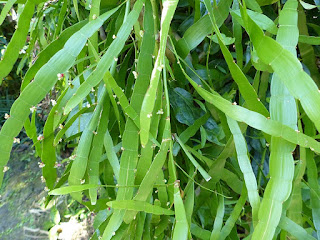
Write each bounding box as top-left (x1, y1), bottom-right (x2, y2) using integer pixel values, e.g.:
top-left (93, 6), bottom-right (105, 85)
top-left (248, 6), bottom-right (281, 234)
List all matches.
top-left (0, 0), bottom-right (320, 239)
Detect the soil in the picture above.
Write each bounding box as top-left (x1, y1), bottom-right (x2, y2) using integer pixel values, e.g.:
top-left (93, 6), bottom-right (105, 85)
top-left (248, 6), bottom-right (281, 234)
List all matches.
top-left (0, 143), bottom-right (93, 240)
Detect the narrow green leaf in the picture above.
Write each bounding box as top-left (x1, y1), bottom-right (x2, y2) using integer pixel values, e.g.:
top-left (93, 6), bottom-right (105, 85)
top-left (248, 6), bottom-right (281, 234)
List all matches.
top-left (299, 35), bottom-right (320, 45)
top-left (88, 97), bottom-right (110, 205)
top-left (49, 184), bottom-right (100, 195)
top-left (172, 182), bottom-right (188, 240)
top-left (219, 186), bottom-right (247, 240)
top-left (68, 86), bottom-right (107, 202)
top-left (279, 216), bottom-right (317, 240)
top-left (41, 89), bottom-right (69, 190)
top-left (107, 200), bottom-right (174, 215)
top-left (21, 20), bottom-right (88, 91)
top-left (230, 9), bottom-right (278, 35)
top-left (227, 116), bottom-right (260, 226)
top-left (297, 5), bottom-right (320, 86)
top-left (299, 0), bottom-right (318, 9)
top-left (175, 134), bottom-right (212, 182)
top-left (210, 184), bottom-right (224, 240)
top-left (103, 130), bottom-right (120, 181)
top-left (0, 0), bottom-right (16, 25)
top-left (172, 112), bottom-right (210, 156)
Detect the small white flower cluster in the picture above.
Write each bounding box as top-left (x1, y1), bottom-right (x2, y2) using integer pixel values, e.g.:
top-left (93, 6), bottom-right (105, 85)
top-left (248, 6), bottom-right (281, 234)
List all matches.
top-left (37, 135), bottom-right (44, 141)
top-left (3, 166), bottom-right (9, 173)
top-left (30, 106), bottom-right (37, 113)
top-left (38, 162), bottom-right (45, 168)
top-left (19, 49), bottom-right (26, 54)
top-left (157, 64), bottom-right (165, 71)
top-left (57, 73), bottom-right (64, 80)
top-left (50, 99), bottom-right (57, 106)
top-left (54, 162), bottom-right (61, 168)
top-left (132, 71), bottom-right (138, 79)
top-left (156, 109), bottom-right (164, 115)
top-left (174, 180), bottom-right (180, 188)
top-left (40, 176), bottom-right (46, 183)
